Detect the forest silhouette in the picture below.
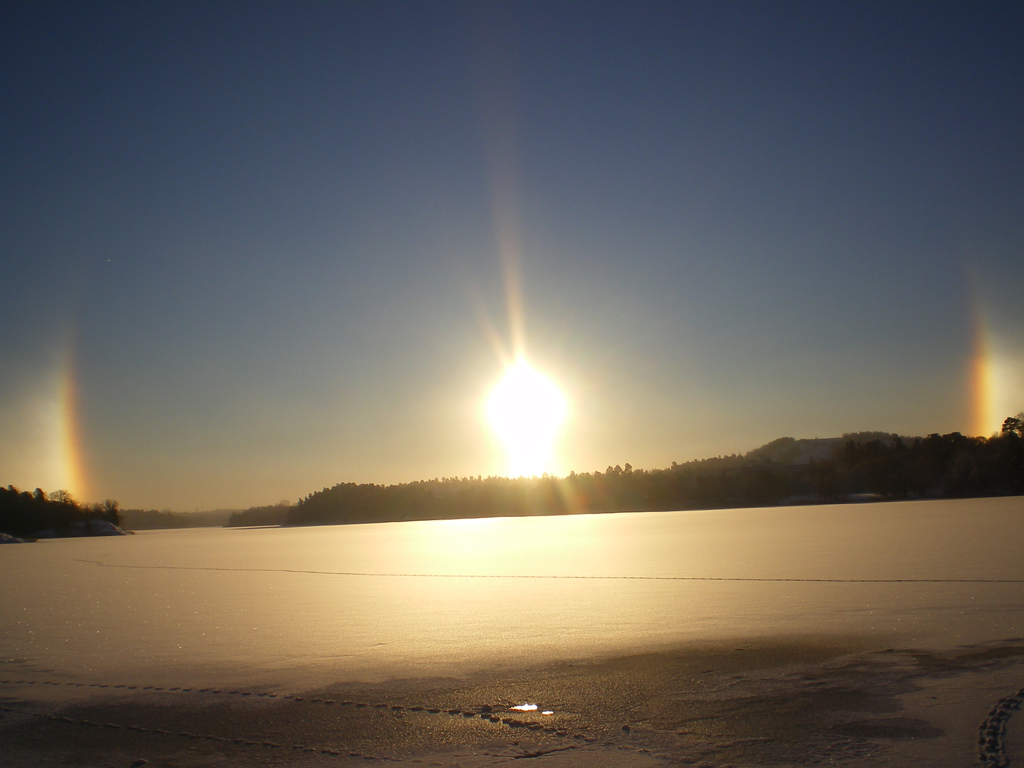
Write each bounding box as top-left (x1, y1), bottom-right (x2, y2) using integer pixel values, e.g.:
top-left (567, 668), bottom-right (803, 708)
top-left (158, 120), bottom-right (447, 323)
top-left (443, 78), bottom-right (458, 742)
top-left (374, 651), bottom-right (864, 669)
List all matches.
top-left (228, 417), bottom-right (1024, 528)
top-left (0, 487), bottom-right (121, 539)
top-left (3, 418), bottom-right (1022, 537)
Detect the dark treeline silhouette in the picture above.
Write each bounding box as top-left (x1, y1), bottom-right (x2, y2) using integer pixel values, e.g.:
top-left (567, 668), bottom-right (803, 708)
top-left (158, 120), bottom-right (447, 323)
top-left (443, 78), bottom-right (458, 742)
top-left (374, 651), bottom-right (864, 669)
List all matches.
top-left (227, 502), bottom-right (292, 527)
top-left (271, 417), bottom-right (1024, 528)
top-left (0, 486), bottom-right (122, 538)
top-left (119, 508), bottom-right (233, 530)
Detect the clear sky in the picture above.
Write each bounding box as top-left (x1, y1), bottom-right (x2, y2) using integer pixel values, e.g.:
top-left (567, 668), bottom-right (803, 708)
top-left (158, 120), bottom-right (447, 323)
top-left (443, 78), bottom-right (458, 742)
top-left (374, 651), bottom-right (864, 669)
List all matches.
top-left (1, 1), bottom-right (1022, 511)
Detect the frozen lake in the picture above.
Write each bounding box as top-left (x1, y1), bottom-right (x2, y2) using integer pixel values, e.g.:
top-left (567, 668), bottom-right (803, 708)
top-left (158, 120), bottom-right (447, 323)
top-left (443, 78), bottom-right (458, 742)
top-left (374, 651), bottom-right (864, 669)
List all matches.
top-left (2, 496), bottom-right (1023, 688)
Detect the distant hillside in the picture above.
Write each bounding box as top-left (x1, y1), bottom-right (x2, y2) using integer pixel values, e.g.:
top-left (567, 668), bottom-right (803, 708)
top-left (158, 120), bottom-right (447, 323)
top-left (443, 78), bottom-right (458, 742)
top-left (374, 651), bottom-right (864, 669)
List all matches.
top-left (226, 502), bottom-right (291, 527)
top-left (119, 508), bottom-right (234, 530)
top-left (746, 432), bottom-right (910, 465)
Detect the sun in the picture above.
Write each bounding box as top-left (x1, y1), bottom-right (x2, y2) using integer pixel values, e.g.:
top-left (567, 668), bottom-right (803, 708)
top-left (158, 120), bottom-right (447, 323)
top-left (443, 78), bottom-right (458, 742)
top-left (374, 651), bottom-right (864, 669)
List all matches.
top-left (486, 359), bottom-right (569, 477)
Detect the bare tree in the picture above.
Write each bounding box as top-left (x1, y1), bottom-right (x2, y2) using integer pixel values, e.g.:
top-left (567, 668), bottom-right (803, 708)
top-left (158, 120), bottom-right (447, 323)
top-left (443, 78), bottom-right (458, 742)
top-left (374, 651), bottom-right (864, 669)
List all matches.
top-left (47, 489), bottom-right (75, 505)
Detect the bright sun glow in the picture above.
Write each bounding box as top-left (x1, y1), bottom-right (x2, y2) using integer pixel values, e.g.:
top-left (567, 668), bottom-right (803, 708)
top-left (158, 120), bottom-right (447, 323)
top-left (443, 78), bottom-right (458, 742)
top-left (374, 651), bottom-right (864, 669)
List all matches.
top-left (487, 359), bottom-right (568, 477)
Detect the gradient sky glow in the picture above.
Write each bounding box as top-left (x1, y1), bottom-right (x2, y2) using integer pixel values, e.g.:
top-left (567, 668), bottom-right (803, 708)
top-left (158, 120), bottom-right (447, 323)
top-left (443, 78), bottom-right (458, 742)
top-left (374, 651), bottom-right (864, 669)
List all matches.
top-left (1, 2), bottom-right (1022, 510)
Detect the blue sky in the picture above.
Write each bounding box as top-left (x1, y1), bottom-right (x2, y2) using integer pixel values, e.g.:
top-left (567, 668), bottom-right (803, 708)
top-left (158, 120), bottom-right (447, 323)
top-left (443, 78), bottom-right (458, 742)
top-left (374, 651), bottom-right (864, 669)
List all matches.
top-left (1, 1), bottom-right (1022, 509)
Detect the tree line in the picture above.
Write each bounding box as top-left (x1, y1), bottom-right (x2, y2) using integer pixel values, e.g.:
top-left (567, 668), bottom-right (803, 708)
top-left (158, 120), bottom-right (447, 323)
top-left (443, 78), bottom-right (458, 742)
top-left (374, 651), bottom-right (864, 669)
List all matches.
top-left (118, 508), bottom-right (233, 530)
top-left (0, 486), bottom-right (121, 538)
top-left (8, 417), bottom-right (1022, 536)
top-left (248, 416), bottom-right (1024, 528)
top-left (226, 501), bottom-right (293, 527)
